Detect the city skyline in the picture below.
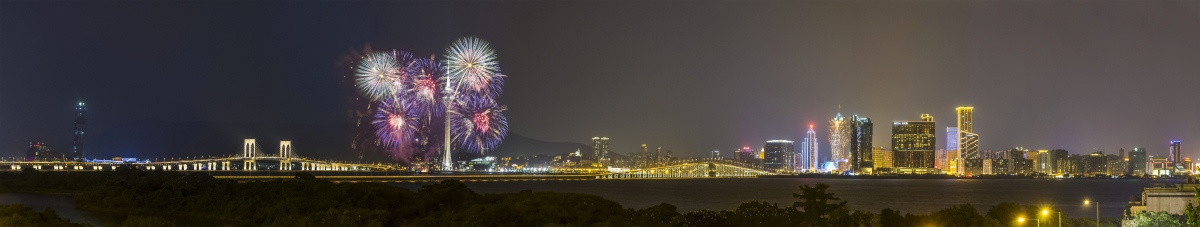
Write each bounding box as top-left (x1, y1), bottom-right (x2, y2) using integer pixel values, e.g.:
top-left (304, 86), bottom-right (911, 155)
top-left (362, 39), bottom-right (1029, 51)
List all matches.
top-left (2, 1), bottom-right (1199, 161)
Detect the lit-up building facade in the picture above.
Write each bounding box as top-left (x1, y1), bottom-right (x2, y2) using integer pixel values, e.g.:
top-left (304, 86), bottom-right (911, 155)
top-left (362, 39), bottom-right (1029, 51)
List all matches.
top-left (871, 147), bottom-right (893, 171)
top-left (72, 100), bottom-right (86, 161)
top-left (764, 140), bottom-right (795, 173)
top-left (25, 141), bottom-right (63, 161)
top-left (1130, 147), bottom-right (1148, 175)
top-left (829, 113), bottom-right (851, 172)
top-left (592, 137), bottom-right (610, 165)
top-left (956, 107), bottom-right (978, 172)
top-left (849, 115), bottom-right (872, 172)
top-left (1170, 140), bottom-right (1182, 171)
top-left (802, 125), bottom-right (819, 172)
top-left (892, 115), bottom-right (936, 172)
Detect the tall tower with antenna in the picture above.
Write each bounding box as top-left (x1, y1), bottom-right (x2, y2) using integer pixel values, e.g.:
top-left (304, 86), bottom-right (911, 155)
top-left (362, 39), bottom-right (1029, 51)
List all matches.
top-left (72, 99), bottom-right (87, 161)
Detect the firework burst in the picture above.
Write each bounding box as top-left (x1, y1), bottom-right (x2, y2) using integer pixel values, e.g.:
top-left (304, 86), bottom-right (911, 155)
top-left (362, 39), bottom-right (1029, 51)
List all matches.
top-left (449, 94), bottom-right (508, 154)
top-left (355, 51), bottom-right (413, 101)
top-left (405, 57), bottom-right (447, 115)
top-left (443, 37), bottom-right (502, 94)
top-left (372, 99), bottom-right (422, 159)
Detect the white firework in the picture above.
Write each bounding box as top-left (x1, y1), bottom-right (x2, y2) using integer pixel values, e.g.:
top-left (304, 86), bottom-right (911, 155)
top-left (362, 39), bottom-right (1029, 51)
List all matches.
top-left (355, 51), bottom-right (409, 101)
top-left (443, 37), bottom-right (500, 92)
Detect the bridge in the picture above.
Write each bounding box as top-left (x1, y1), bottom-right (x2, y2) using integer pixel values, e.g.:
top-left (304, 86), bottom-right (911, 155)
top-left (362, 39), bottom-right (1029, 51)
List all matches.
top-left (1, 140), bottom-right (775, 180)
top-left (0, 139), bottom-right (398, 172)
top-left (597, 159), bottom-right (774, 179)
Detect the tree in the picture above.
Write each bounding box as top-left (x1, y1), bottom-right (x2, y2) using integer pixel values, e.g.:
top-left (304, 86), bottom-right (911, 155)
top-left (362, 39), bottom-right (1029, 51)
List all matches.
top-left (1128, 211), bottom-right (1184, 227)
top-left (1188, 186), bottom-right (1200, 226)
top-left (791, 183), bottom-right (848, 225)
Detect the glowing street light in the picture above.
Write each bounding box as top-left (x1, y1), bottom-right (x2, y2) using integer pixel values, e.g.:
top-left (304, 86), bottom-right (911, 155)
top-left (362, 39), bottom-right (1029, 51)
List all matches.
top-left (1017, 217), bottom-right (1039, 227)
top-left (1041, 207), bottom-right (1062, 227)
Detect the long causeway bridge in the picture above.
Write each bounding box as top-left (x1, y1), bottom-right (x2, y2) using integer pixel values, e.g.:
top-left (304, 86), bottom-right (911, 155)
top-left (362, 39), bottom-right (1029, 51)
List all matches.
top-left (0, 139), bottom-right (775, 180)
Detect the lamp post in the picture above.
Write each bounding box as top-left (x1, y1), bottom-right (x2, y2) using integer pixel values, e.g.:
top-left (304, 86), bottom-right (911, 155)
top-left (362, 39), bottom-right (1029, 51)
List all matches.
top-left (1083, 199), bottom-right (1099, 227)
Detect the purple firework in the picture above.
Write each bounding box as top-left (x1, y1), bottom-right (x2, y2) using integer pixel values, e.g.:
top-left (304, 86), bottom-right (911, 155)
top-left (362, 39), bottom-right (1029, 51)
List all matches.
top-left (372, 99), bottom-right (422, 159)
top-left (449, 94), bottom-right (508, 154)
top-left (404, 57), bottom-right (447, 116)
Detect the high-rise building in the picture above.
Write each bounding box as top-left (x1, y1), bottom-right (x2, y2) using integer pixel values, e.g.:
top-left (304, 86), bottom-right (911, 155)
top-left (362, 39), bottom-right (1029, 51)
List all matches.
top-left (592, 137), bottom-right (610, 165)
top-left (764, 140), bottom-right (795, 172)
top-left (736, 146), bottom-right (758, 164)
top-left (802, 124), bottom-right (819, 172)
top-left (961, 133), bottom-right (979, 159)
top-left (892, 115), bottom-right (936, 171)
top-left (1085, 152), bottom-right (1108, 176)
top-left (829, 113), bottom-right (851, 171)
top-left (1050, 149), bottom-right (1069, 175)
top-left (955, 107), bottom-right (978, 163)
top-left (72, 100), bottom-right (86, 161)
top-left (1130, 147), bottom-right (1147, 175)
top-left (656, 147), bottom-right (664, 165)
top-left (1170, 140), bottom-right (1182, 163)
top-left (25, 141), bottom-right (62, 161)
top-left (946, 127), bottom-right (959, 152)
top-left (1036, 150), bottom-right (1051, 174)
top-left (955, 107), bottom-right (973, 133)
top-left (946, 127), bottom-right (959, 174)
top-left (872, 147), bottom-right (893, 170)
top-left (849, 115), bottom-right (873, 172)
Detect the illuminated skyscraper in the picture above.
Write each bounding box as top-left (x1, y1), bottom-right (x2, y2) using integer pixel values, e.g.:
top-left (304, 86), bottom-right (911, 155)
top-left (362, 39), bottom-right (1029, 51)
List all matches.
top-left (72, 100), bottom-right (86, 161)
top-left (591, 137), bottom-right (610, 165)
top-left (1170, 140), bottom-right (1182, 163)
top-left (849, 115), bottom-right (872, 172)
top-left (829, 113), bottom-right (851, 171)
top-left (955, 107), bottom-right (977, 162)
top-left (1129, 147), bottom-right (1147, 175)
top-left (892, 115), bottom-right (936, 172)
top-left (764, 140), bottom-right (795, 172)
top-left (946, 127), bottom-right (959, 173)
top-left (802, 124), bottom-right (819, 171)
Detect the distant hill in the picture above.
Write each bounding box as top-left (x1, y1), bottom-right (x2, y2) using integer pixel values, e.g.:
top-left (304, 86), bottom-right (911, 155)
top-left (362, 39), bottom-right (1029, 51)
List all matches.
top-left (492, 133), bottom-right (590, 157)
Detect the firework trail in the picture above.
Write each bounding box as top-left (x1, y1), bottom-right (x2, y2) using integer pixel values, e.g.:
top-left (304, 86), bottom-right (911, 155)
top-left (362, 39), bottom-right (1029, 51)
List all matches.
top-left (355, 51), bottom-right (413, 101)
top-left (449, 94), bottom-right (508, 155)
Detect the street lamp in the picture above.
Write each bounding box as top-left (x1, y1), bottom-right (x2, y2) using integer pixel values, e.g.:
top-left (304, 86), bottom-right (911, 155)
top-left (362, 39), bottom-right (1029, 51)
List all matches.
top-left (1017, 217), bottom-right (1040, 227)
top-left (1083, 199), bottom-right (1098, 227)
top-left (1041, 208), bottom-right (1061, 227)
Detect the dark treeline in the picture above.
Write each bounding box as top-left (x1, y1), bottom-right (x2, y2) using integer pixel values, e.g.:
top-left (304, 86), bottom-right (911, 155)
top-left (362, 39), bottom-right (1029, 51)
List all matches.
top-left (0, 166), bottom-right (1151, 226)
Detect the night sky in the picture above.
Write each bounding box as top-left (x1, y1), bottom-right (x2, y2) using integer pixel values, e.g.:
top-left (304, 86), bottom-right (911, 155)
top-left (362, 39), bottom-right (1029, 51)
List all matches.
top-left (2, 0), bottom-right (1198, 161)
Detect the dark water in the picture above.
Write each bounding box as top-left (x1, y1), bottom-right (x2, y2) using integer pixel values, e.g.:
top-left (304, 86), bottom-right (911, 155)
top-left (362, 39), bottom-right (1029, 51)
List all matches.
top-left (0, 193), bottom-right (101, 225)
top-left (396, 178), bottom-right (1180, 219)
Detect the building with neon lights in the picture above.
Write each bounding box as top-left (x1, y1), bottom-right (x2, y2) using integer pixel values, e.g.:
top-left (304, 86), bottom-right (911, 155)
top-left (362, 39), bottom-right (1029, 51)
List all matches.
top-left (891, 115), bottom-right (936, 173)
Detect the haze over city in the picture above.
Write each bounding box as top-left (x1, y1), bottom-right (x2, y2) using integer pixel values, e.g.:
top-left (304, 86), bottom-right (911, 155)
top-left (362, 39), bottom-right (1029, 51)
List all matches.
top-left (2, 0), bottom-right (1198, 161)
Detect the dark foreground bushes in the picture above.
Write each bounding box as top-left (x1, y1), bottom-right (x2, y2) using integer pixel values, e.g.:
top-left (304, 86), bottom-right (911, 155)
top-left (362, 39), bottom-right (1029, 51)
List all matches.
top-left (0, 167), bottom-right (1131, 226)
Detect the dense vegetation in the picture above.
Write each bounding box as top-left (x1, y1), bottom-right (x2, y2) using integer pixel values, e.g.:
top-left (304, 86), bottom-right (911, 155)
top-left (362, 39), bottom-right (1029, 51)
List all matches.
top-left (0, 166), bottom-right (1164, 226)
